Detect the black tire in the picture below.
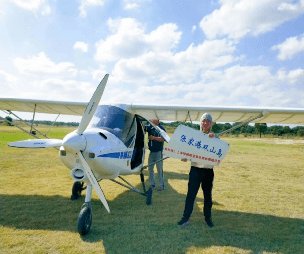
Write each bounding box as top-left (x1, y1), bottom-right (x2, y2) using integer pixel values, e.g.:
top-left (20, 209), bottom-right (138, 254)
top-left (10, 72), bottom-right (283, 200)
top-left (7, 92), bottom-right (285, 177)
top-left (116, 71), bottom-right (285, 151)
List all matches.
top-left (146, 187), bottom-right (152, 205)
top-left (77, 205), bottom-right (92, 235)
top-left (71, 181), bottom-right (83, 200)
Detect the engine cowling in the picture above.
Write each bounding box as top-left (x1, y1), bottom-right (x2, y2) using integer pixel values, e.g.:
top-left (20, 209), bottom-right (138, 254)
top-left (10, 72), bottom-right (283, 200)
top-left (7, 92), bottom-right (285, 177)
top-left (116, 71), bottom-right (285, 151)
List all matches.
top-left (70, 166), bottom-right (88, 182)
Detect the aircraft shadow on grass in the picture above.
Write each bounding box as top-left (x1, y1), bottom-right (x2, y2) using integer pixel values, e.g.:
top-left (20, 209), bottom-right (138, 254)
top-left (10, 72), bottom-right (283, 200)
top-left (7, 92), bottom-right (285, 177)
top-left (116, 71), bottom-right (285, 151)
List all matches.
top-left (1, 171), bottom-right (303, 253)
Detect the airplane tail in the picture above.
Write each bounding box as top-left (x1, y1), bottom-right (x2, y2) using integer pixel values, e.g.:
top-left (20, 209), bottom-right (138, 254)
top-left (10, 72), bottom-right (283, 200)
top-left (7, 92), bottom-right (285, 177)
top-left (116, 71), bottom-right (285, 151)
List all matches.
top-left (8, 139), bottom-right (63, 148)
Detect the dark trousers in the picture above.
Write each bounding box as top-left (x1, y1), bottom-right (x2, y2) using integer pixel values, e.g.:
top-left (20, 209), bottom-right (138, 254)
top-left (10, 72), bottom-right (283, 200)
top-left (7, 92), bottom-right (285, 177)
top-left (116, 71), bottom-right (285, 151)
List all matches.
top-left (183, 166), bottom-right (214, 220)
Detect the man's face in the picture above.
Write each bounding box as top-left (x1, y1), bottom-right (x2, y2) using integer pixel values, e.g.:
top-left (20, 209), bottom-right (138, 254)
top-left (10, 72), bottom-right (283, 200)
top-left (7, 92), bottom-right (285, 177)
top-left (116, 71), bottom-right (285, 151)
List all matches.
top-left (201, 119), bottom-right (212, 133)
top-left (151, 119), bottom-right (159, 126)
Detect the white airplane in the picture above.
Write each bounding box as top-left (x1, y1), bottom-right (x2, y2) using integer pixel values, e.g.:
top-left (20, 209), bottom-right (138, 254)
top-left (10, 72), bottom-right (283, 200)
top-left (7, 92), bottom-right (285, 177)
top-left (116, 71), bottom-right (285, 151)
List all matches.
top-left (1, 74), bottom-right (304, 235)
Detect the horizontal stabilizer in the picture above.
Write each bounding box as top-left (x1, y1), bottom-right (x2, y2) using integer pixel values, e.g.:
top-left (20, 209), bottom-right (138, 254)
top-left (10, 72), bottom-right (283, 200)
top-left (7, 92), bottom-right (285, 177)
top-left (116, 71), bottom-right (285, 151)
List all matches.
top-left (8, 139), bottom-right (63, 148)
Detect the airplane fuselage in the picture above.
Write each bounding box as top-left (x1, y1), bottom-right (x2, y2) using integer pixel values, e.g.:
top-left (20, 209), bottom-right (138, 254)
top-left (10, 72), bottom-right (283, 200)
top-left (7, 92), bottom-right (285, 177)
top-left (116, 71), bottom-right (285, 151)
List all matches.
top-left (59, 105), bottom-right (146, 181)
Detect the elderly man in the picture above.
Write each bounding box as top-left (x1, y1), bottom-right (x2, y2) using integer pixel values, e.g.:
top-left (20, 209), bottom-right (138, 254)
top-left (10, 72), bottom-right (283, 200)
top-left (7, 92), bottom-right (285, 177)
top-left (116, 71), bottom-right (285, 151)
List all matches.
top-left (146, 119), bottom-right (166, 191)
top-left (178, 113), bottom-right (219, 228)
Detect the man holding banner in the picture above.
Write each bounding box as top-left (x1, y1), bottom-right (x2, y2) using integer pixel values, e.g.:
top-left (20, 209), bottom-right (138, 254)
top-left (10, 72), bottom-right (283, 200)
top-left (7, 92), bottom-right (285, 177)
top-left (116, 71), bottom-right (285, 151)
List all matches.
top-left (178, 113), bottom-right (219, 228)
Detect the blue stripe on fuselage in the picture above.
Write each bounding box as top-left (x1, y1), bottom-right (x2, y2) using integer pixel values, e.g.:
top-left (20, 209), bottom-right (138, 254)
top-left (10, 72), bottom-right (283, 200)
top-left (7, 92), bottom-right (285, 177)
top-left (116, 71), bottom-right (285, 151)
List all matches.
top-left (97, 151), bottom-right (132, 159)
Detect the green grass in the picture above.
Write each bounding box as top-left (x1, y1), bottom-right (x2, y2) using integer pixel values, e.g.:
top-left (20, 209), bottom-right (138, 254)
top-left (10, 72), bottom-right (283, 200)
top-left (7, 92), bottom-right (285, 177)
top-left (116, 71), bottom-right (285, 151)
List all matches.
top-left (0, 126), bottom-right (304, 254)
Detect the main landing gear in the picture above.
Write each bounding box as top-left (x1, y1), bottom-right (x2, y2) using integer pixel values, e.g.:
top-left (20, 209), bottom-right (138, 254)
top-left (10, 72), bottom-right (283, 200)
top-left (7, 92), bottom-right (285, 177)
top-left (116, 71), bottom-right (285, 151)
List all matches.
top-left (71, 171), bottom-right (152, 235)
top-left (71, 181), bottom-right (85, 200)
top-left (109, 171), bottom-right (153, 206)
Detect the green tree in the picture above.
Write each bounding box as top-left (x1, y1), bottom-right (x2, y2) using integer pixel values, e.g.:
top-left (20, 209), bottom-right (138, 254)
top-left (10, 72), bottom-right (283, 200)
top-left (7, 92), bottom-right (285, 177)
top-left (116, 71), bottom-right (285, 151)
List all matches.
top-left (5, 116), bottom-right (13, 126)
top-left (282, 126), bottom-right (291, 135)
top-left (222, 123), bottom-right (232, 132)
top-left (298, 129), bottom-right (304, 137)
top-left (212, 122), bottom-right (219, 133)
top-left (255, 123), bottom-right (267, 138)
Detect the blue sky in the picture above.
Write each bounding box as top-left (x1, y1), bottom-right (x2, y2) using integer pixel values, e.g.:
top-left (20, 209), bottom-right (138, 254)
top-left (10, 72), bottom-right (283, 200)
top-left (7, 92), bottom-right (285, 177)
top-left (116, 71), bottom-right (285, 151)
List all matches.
top-left (1, 0), bottom-right (304, 121)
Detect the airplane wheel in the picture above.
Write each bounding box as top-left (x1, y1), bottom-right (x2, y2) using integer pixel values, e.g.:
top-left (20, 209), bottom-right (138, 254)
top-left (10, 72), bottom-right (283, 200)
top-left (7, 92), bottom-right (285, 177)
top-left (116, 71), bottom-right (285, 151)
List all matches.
top-left (77, 204), bottom-right (92, 235)
top-left (146, 187), bottom-right (152, 205)
top-left (71, 181), bottom-right (84, 200)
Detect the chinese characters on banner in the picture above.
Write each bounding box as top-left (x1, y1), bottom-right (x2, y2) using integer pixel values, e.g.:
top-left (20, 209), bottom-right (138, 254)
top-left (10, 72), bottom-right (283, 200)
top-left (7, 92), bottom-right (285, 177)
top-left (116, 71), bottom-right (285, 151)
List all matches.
top-left (163, 125), bottom-right (230, 166)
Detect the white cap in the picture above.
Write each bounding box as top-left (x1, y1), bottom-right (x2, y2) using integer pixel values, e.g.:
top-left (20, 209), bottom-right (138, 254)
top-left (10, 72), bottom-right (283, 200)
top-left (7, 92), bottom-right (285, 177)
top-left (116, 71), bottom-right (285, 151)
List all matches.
top-left (200, 113), bottom-right (213, 131)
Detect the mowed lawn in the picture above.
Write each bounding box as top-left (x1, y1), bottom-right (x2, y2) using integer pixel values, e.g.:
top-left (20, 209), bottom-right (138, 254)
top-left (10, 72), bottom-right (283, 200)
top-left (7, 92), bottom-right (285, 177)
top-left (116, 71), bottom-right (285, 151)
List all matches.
top-left (0, 126), bottom-right (304, 254)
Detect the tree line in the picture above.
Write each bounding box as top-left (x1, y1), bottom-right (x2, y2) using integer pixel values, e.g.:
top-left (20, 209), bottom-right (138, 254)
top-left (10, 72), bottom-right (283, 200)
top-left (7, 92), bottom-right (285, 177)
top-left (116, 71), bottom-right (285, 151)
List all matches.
top-left (160, 121), bottom-right (304, 137)
top-left (3, 116), bottom-right (304, 137)
top-left (3, 116), bottom-right (79, 127)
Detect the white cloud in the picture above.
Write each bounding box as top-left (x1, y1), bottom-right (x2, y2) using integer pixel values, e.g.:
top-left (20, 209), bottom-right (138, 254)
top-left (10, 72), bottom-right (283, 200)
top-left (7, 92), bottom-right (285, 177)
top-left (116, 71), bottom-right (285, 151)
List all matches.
top-left (29, 78), bottom-right (94, 101)
top-left (41, 4), bottom-right (50, 15)
top-left (272, 34), bottom-right (304, 60)
top-left (200, 0), bottom-right (304, 40)
top-left (102, 84), bottom-right (189, 105)
top-left (101, 65), bottom-right (304, 109)
top-left (0, 69), bottom-right (19, 83)
top-left (73, 41), bottom-right (88, 52)
top-left (14, 52), bottom-right (78, 78)
top-left (123, 0), bottom-right (151, 10)
top-left (125, 3), bottom-right (139, 9)
top-left (111, 39), bottom-right (237, 85)
top-left (0, 4), bottom-right (5, 16)
top-left (0, 70), bottom-right (26, 97)
top-left (79, 0), bottom-right (105, 18)
top-left (192, 25), bottom-right (196, 33)
top-left (92, 68), bottom-right (107, 81)
top-left (8, 0), bottom-right (51, 15)
top-left (0, 71), bottom-right (96, 102)
top-left (176, 66), bottom-right (304, 108)
top-left (95, 18), bottom-right (182, 63)
top-left (277, 68), bottom-right (304, 84)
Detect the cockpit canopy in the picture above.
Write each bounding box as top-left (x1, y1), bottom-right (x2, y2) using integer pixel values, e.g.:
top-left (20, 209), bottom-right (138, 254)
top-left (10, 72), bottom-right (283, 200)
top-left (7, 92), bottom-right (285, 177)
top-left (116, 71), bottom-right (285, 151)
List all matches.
top-left (89, 105), bottom-right (137, 147)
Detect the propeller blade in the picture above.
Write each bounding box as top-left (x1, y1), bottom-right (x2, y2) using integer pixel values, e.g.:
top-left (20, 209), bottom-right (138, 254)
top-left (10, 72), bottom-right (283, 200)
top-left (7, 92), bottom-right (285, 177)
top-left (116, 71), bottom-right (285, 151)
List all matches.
top-left (8, 139), bottom-right (63, 148)
top-left (77, 74), bottom-right (109, 135)
top-left (78, 152), bottom-right (110, 213)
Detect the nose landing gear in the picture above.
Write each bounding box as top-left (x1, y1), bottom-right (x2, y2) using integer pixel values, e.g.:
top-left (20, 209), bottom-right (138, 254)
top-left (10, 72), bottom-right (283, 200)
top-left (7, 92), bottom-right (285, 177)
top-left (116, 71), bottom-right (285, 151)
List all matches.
top-left (78, 202), bottom-right (92, 235)
top-left (77, 184), bottom-right (93, 235)
top-left (72, 171), bottom-right (153, 235)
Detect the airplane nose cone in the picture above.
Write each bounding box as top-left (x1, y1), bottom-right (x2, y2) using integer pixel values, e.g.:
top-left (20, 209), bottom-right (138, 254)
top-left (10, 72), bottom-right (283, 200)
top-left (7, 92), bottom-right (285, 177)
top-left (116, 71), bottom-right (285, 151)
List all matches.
top-left (62, 131), bottom-right (86, 152)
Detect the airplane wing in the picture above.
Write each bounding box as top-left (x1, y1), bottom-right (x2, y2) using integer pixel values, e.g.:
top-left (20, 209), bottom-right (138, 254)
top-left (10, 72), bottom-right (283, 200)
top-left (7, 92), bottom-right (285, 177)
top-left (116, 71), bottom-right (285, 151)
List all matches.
top-left (129, 104), bottom-right (304, 125)
top-left (0, 98), bottom-right (87, 115)
top-left (1, 98), bottom-right (304, 125)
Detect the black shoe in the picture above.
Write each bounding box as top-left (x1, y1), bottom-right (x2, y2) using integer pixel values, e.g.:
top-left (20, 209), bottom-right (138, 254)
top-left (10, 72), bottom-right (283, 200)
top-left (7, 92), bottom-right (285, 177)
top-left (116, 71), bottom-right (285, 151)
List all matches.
top-left (205, 218), bottom-right (214, 228)
top-left (178, 218), bottom-right (191, 227)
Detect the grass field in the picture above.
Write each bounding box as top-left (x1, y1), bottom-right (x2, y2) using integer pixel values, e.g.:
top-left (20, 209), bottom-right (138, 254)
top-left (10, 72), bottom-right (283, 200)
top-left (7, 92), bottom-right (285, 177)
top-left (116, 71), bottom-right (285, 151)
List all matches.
top-left (1, 126), bottom-right (304, 254)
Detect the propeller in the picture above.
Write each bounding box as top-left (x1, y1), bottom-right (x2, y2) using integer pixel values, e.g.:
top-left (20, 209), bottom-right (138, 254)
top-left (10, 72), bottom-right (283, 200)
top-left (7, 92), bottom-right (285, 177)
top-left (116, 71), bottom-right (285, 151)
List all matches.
top-left (8, 74), bottom-right (111, 213)
top-left (78, 152), bottom-right (110, 212)
top-left (77, 74), bottom-right (109, 135)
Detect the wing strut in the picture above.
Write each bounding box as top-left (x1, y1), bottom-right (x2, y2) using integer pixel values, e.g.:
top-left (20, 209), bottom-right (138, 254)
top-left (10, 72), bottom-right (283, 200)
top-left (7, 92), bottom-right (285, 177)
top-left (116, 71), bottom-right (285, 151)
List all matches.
top-left (3, 110), bottom-right (50, 139)
top-left (187, 111), bottom-right (193, 125)
top-left (3, 110), bottom-right (61, 150)
top-left (45, 114), bottom-right (60, 136)
top-left (3, 111), bottom-right (40, 139)
top-left (219, 113), bottom-right (264, 135)
top-left (142, 156), bottom-right (170, 170)
top-left (110, 176), bottom-right (147, 196)
top-left (30, 104), bottom-right (37, 134)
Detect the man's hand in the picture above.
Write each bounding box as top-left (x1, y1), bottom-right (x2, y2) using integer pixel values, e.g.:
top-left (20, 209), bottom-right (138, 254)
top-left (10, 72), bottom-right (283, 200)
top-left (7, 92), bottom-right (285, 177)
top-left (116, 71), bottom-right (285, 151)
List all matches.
top-left (208, 133), bottom-right (215, 138)
top-left (149, 135), bottom-right (164, 142)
